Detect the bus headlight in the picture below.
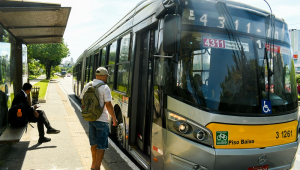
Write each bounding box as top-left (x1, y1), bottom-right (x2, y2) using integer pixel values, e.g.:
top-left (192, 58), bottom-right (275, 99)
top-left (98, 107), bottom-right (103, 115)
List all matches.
top-left (173, 121), bottom-right (189, 134)
top-left (194, 130), bottom-right (206, 141)
top-left (167, 111), bottom-right (214, 148)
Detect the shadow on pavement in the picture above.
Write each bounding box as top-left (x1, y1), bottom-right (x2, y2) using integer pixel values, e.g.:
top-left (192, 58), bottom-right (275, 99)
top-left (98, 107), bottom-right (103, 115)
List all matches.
top-left (0, 141), bottom-right (57, 169)
top-left (27, 143), bottom-right (57, 150)
top-left (0, 142), bottom-right (29, 170)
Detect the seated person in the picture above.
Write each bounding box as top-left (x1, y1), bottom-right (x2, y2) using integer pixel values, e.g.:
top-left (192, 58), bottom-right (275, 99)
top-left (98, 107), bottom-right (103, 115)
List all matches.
top-left (11, 83), bottom-right (60, 143)
top-left (194, 74), bottom-right (203, 88)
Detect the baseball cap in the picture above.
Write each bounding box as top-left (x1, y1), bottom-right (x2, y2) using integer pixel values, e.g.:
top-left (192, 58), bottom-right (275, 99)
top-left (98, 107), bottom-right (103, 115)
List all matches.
top-left (95, 67), bottom-right (110, 76)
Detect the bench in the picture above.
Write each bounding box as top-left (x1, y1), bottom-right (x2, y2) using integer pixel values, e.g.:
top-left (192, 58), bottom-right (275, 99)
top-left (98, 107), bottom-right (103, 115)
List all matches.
top-left (0, 125), bottom-right (27, 143)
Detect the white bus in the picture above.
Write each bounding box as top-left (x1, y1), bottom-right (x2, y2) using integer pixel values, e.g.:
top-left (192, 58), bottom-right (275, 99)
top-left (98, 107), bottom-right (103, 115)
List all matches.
top-left (73, 0), bottom-right (299, 169)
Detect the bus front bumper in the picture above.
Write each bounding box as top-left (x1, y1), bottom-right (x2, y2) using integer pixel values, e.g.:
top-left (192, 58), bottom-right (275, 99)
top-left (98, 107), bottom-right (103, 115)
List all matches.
top-left (164, 131), bottom-right (299, 170)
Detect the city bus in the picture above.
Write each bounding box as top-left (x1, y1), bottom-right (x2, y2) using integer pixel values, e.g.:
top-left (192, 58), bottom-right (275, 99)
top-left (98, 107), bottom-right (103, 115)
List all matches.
top-left (61, 71), bottom-right (67, 77)
top-left (73, 0), bottom-right (299, 169)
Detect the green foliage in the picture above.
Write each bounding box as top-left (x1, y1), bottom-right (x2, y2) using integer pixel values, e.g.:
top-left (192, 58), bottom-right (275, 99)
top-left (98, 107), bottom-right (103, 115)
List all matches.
top-left (51, 75), bottom-right (60, 79)
top-left (296, 74), bottom-right (300, 84)
top-left (28, 39), bottom-right (70, 79)
top-left (53, 65), bottom-right (61, 73)
top-left (67, 69), bottom-right (72, 73)
top-left (28, 59), bottom-right (43, 78)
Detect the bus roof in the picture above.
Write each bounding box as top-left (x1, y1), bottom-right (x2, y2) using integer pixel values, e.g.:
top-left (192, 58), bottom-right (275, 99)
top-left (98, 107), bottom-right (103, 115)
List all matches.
top-left (75, 0), bottom-right (286, 66)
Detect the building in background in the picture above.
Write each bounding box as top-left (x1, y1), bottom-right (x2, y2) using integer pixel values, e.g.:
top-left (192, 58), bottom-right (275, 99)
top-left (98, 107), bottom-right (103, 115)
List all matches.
top-left (290, 29), bottom-right (300, 74)
top-left (61, 58), bottom-right (74, 67)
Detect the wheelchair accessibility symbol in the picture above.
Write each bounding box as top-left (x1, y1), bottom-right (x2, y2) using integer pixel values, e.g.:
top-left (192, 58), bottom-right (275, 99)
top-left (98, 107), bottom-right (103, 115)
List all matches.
top-left (261, 100), bottom-right (272, 114)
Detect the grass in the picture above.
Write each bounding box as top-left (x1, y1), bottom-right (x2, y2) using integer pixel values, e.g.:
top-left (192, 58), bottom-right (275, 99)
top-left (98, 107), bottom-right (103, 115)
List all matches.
top-left (29, 75), bottom-right (41, 80)
top-left (32, 79), bottom-right (49, 99)
top-left (51, 75), bottom-right (60, 79)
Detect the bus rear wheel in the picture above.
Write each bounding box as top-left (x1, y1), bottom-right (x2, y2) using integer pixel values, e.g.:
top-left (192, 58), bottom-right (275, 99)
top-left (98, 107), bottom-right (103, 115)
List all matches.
top-left (116, 123), bottom-right (124, 146)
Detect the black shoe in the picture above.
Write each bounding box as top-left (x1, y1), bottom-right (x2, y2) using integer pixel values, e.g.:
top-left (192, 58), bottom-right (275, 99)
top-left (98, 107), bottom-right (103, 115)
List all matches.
top-left (47, 128), bottom-right (60, 134)
top-left (38, 136), bottom-right (51, 143)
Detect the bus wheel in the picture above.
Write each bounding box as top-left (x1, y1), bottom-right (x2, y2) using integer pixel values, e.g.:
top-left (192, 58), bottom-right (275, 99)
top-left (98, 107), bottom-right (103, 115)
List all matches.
top-left (116, 123), bottom-right (124, 147)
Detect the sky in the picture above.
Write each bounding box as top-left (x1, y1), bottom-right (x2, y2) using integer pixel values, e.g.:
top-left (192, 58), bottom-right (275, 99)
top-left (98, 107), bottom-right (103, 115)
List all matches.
top-left (30, 0), bottom-right (300, 63)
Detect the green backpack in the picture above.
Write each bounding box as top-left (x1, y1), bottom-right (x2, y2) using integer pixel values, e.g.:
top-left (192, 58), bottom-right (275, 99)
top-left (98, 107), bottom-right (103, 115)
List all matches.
top-left (81, 82), bottom-right (105, 121)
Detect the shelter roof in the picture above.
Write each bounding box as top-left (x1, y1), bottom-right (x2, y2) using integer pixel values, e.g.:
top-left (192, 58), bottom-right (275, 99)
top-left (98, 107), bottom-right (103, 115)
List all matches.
top-left (0, 0), bottom-right (71, 44)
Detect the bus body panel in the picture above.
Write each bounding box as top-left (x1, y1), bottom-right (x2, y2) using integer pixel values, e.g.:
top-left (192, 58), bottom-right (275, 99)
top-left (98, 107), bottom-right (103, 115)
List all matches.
top-left (151, 123), bottom-right (165, 170)
top-left (163, 130), bottom-right (215, 170)
top-left (162, 129), bottom-right (298, 170)
top-left (167, 96), bottom-right (298, 126)
top-left (214, 141), bottom-right (298, 170)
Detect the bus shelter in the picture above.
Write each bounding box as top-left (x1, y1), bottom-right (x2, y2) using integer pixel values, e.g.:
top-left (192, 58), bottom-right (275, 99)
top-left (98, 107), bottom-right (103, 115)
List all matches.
top-left (0, 0), bottom-right (71, 134)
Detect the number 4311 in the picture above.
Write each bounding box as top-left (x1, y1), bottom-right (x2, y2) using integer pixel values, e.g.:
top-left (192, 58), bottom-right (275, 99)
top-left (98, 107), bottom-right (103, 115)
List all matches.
top-left (200, 14), bottom-right (249, 33)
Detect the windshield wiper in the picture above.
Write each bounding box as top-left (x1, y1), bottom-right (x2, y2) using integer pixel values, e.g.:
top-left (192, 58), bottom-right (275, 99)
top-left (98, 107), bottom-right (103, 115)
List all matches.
top-left (263, 0), bottom-right (275, 101)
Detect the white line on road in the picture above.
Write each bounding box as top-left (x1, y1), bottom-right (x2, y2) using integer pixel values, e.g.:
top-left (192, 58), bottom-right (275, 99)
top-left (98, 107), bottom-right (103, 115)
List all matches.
top-left (57, 81), bottom-right (140, 170)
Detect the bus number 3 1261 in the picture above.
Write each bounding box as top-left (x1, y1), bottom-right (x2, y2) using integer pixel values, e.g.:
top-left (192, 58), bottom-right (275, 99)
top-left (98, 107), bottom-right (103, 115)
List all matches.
top-left (276, 130), bottom-right (292, 139)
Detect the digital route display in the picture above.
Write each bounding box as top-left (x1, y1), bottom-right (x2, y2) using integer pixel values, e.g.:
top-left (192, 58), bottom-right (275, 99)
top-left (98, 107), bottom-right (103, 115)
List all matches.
top-left (182, 5), bottom-right (290, 44)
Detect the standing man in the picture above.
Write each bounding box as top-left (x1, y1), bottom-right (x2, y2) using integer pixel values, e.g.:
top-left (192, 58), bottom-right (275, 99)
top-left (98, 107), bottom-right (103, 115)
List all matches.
top-left (80, 67), bottom-right (118, 170)
top-left (12, 83), bottom-right (60, 143)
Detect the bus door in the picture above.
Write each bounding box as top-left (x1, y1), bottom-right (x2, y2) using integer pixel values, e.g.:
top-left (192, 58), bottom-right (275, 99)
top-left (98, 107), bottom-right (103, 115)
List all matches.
top-left (136, 30), bottom-right (154, 155)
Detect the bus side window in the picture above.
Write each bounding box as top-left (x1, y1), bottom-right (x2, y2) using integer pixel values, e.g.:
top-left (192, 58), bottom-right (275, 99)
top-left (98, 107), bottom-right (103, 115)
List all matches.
top-left (107, 41), bottom-right (117, 89)
top-left (85, 56), bottom-right (90, 83)
top-left (116, 34), bottom-right (131, 93)
top-left (101, 47), bottom-right (106, 66)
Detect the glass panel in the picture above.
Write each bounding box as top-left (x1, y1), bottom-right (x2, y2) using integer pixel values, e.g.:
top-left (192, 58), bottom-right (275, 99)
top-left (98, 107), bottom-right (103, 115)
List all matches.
top-left (119, 34), bottom-right (131, 63)
top-left (116, 63), bottom-right (130, 92)
top-left (107, 66), bottom-right (114, 89)
top-left (0, 25), bottom-right (12, 134)
top-left (171, 30), bottom-right (297, 115)
top-left (22, 44), bottom-right (28, 84)
top-left (101, 48), bottom-right (106, 66)
top-left (94, 52), bottom-right (100, 68)
top-left (85, 56), bottom-right (90, 82)
top-left (108, 41), bottom-right (117, 65)
top-left (90, 54), bottom-right (95, 80)
top-left (256, 40), bottom-right (297, 113)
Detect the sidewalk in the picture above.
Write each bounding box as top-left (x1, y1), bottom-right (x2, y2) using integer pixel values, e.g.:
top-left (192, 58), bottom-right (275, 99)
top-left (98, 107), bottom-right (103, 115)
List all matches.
top-left (0, 79), bottom-right (136, 170)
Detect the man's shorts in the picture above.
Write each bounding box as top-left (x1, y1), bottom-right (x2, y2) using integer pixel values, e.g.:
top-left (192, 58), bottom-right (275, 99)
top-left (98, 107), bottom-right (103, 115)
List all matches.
top-left (89, 121), bottom-right (109, 150)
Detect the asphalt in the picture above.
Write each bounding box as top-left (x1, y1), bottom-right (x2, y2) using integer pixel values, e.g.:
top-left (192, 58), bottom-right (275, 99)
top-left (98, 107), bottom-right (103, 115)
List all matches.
top-left (0, 76), bottom-right (140, 170)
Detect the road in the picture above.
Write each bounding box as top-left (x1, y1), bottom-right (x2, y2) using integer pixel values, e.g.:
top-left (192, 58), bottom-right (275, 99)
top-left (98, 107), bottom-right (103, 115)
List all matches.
top-left (57, 76), bottom-right (300, 170)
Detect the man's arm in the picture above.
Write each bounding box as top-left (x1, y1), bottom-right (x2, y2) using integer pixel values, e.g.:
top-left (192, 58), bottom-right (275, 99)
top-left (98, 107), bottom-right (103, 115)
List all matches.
top-left (80, 84), bottom-right (89, 103)
top-left (105, 101), bottom-right (118, 126)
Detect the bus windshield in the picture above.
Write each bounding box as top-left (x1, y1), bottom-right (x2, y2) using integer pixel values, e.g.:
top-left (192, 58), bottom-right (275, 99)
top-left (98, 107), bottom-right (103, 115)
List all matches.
top-left (173, 30), bottom-right (297, 115)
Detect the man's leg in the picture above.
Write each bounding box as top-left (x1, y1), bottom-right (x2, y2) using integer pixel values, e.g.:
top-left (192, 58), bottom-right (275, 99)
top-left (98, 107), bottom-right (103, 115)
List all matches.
top-left (94, 122), bottom-right (109, 170)
top-left (95, 149), bottom-right (105, 170)
top-left (37, 110), bottom-right (60, 134)
top-left (91, 145), bottom-right (97, 169)
top-left (89, 122), bottom-right (98, 169)
top-left (36, 110), bottom-right (51, 128)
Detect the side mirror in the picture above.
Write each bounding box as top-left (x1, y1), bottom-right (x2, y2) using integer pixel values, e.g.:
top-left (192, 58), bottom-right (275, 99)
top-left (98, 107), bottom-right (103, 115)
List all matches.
top-left (163, 14), bottom-right (181, 54)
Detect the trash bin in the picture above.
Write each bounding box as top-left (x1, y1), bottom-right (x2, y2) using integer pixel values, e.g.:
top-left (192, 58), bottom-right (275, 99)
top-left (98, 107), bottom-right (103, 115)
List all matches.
top-left (31, 86), bottom-right (40, 105)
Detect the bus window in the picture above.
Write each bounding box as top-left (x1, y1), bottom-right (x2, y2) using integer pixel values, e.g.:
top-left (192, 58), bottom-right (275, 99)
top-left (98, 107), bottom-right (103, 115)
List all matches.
top-left (96, 50), bottom-right (101, 68)
top-left (89, 54), bottom-right (94, 81)
top-left (116, 34), bottom-right (131, 92)
top-left (101, 47), bottom-right (106, 66)
top-left (85, 56), bottom-right (90, 82)
top-left (107, 41), bottom-right (117, 89)
top-left (108, 41), bottom-right (117, 65)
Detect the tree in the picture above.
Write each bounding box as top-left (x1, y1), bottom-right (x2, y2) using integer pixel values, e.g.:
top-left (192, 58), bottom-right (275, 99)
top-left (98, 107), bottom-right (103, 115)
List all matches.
top-left (27, 39), bottom-right (70, 79)
top-left (28, 59), bottom-right (43, 78)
